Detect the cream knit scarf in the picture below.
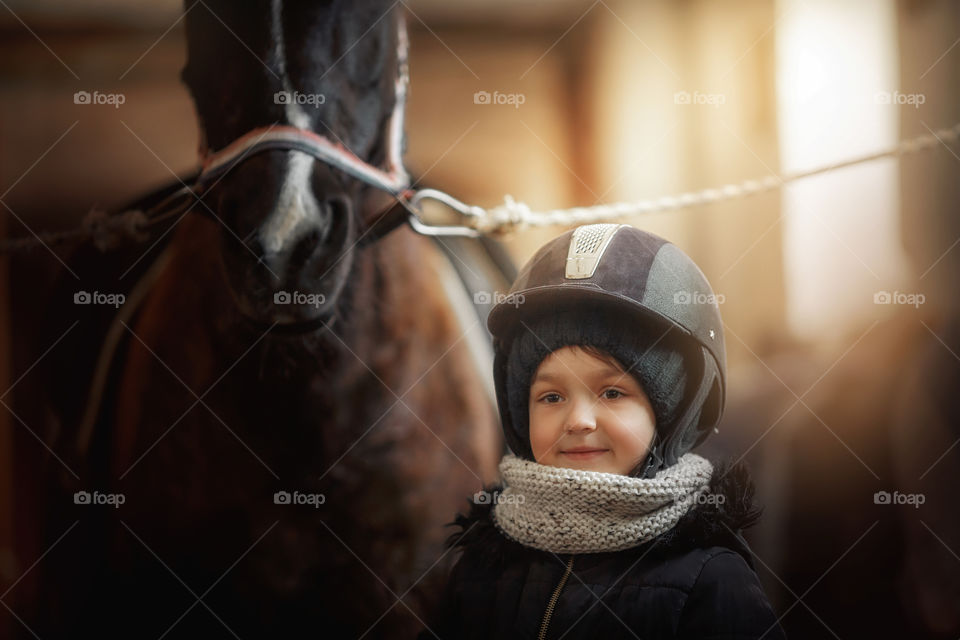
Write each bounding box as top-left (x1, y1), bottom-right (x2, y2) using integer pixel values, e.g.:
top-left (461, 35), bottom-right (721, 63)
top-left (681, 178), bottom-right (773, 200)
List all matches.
top-left (492, 453), bottom-right (714, 554)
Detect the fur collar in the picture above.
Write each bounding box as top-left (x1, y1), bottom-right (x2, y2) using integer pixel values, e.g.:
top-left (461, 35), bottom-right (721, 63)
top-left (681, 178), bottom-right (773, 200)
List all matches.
top-left (445, 459), bottom-right (762, 569)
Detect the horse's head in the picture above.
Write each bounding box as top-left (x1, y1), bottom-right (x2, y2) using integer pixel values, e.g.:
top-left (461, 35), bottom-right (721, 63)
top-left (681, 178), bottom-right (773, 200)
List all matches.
top-left (181, 0), bottom-right (404, 329)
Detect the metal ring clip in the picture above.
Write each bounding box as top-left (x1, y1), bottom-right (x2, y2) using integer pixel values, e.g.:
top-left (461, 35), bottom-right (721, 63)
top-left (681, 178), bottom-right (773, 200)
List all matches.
top-left (400, 188), bottom-right (484, 238)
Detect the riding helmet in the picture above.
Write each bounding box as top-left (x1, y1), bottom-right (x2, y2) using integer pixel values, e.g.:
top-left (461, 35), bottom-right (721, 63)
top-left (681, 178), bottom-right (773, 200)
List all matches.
top-left (487, 223), bottom-right (726, 477)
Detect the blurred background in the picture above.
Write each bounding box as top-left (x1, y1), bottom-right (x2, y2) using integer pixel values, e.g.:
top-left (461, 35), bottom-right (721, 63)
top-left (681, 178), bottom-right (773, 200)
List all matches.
top-left (2, 0), bottom-right (959, 637)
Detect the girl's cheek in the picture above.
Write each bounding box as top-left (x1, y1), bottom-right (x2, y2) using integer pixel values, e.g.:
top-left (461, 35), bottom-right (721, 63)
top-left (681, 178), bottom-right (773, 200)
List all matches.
top-left (528, 422), bottom-right (552, 460)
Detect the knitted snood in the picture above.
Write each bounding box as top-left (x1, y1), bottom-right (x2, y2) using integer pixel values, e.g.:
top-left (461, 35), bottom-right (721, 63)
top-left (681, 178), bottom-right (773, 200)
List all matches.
top-left (492, 453), bottom-right (714, 553)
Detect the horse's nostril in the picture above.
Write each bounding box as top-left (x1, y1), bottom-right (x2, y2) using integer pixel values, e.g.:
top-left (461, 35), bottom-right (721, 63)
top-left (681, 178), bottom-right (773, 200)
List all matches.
top-left (251, 196), bottom-right (354, 282)
top-left (317, 212), bottom-right (335, 246)
top-left (287, 227), bottom-right (324, 271)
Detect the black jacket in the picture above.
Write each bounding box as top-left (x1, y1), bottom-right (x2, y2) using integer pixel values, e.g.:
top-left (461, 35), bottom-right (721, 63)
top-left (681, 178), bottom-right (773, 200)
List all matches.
top-left (420, 462), bottom-right (786, 639)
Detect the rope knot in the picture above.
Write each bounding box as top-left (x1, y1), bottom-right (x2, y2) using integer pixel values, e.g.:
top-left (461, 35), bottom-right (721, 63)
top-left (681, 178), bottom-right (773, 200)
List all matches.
top-left (486, 195), bottom-right (530, 235)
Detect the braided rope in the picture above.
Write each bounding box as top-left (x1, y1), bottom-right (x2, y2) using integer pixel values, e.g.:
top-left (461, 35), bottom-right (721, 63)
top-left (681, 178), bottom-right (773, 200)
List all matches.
top-left (473, 122), bottom-right (960, 234)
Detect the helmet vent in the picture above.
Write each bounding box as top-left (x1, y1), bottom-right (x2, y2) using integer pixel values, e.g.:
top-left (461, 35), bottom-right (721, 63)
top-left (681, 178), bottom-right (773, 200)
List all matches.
top-left (565, 223), bottom-right (625, 279)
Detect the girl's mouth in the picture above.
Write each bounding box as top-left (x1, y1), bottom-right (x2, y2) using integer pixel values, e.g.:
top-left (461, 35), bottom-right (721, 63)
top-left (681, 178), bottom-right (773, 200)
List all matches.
top-left (560, 448), bottom-right (609, 460)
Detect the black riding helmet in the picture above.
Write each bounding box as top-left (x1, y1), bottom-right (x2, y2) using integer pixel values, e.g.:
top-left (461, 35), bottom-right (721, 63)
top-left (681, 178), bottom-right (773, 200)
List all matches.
top-left (487, 223), bottom-right (726, 478)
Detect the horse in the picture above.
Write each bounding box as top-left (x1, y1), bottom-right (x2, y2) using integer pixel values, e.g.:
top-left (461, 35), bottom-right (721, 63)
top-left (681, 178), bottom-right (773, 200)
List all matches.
top-left (12, 1), bottom-right (502, 637)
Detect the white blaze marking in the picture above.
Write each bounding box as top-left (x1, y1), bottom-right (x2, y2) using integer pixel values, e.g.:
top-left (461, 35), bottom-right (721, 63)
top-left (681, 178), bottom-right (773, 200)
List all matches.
top-left (261, 0), bottom-right (322, 261)
top-left (260, 152), bottom-right (321, 256)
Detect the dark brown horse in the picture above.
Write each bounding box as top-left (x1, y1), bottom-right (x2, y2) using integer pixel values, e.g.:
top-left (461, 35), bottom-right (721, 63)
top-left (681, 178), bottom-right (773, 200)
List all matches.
top-left (11, 2), bottom-right (501, 637)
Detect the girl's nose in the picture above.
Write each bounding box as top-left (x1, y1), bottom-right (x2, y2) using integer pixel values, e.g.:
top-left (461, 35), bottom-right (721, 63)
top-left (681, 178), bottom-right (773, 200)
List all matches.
top-left (564, 399), bottom-right (597, 433)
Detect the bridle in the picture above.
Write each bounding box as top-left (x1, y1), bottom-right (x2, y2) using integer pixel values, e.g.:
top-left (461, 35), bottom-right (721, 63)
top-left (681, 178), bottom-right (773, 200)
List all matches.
top-left (180, 16), bottom-right (478, 248)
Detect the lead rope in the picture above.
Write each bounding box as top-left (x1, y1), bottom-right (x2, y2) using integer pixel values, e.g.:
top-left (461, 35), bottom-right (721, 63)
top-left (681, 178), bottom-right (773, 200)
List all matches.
top-left (456, 121), bottom-right (960, 236)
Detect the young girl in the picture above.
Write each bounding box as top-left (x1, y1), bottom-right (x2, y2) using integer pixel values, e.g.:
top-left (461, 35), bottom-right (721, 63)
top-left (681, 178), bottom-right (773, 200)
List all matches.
top-left (422, 223), bottom-right (785, 639)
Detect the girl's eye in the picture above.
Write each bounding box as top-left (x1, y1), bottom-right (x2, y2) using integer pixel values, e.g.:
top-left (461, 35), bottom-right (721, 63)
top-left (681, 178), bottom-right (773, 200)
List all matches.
top-left (603, 388), bottom-right (624, 400)
top-left (541, 393), bottom-right (562, 404)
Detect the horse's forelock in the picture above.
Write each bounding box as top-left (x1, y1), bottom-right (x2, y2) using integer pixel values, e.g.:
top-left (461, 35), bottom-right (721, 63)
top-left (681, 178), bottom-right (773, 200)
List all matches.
top-left (183, 0), bottom-right (400, 161)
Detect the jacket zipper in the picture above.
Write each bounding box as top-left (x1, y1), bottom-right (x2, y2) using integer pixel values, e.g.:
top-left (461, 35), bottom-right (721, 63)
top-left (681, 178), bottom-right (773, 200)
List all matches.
top-left (537, 555), bottom-right (575, 640)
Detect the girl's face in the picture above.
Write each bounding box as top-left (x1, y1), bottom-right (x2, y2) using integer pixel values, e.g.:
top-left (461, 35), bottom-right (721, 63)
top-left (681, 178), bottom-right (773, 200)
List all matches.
top-left (528, 345), bottom-right (656, 475)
